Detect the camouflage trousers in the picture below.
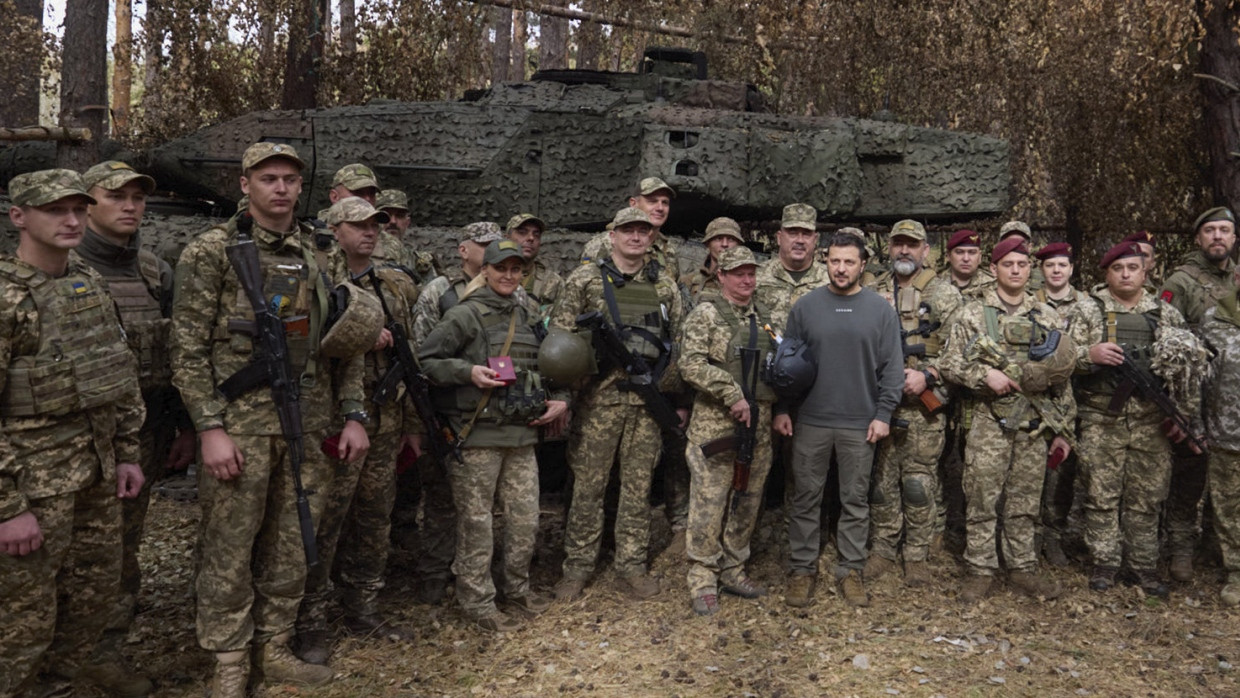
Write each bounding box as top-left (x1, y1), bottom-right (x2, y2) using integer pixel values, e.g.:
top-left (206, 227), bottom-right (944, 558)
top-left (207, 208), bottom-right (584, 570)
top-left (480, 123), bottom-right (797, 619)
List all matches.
top-left (1208, 447), bottom-right (1240, 576)
top-left (414, 451), bottom-right (457, 582)
top-left (962, 409), bottom-right (1046, 575)
top-left (447, 446), bottom-right (539, 618)
top-left (1078, 410), bottom-right (1170, 570)
top-left (298, 430), bottom-right (401, 632)
top-left (0, 474), bottom-right (121, 696)
top-left (663, 445), bottom-right (691, 531)
top-left (685, 414), bottom-right (773, 595)
top-left (870, 408), bottom-right (945, 563)
top-left (562, 401), bottom-right (662, 580)
top-left (195, 432), bottom-right (331, 652)
top-left (1164, 447), bottom-right (1210, 557)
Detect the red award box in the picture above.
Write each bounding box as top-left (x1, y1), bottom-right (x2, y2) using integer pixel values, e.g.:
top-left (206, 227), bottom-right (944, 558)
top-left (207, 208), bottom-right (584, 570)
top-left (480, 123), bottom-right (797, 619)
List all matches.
top-left (488, 356), bottom-right (517, 385)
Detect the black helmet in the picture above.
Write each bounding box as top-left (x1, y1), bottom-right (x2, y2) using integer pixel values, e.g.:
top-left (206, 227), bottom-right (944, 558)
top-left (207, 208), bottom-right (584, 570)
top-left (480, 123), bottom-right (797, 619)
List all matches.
top-left (762, 337), bottom-right (816, 399)
top-left (538, 328), bottom-right (594, 385)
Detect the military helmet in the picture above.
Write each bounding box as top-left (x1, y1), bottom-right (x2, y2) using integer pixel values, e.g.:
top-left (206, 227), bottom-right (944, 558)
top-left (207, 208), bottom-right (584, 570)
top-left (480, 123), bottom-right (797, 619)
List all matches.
top-left (762, 337), bottom-right (817, 398)
top-left (538, 328), bottom-right (594, 386)
top-left (320, 281), bottom-right (385, 359)
top-left (1019, 328), bottom-right (1077, 393)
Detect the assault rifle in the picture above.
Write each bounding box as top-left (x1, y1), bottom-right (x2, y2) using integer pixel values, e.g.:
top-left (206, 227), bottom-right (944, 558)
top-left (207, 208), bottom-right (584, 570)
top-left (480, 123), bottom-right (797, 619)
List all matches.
top-left (900, 302), bottom-right (944, 413)
top-left (215, 214), bottom-right (319, 568)
top-left (1109, 351), bottom-right (1208, 454)
top-left (366, 270), bottom-right (464, 465)
top-left (575, 310), bottom-right (685, 443)
top-left (700, 345), bottom-right (760, 510)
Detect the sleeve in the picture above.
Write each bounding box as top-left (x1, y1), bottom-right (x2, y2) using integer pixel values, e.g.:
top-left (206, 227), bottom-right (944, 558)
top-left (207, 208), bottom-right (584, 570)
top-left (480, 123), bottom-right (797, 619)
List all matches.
top-left (679, 304), bottom-right (743, 407)
top-left (0, 300), bottom-right (27, 520)
top-left (410, 277), bottom-right (445, 346)
top-left (170, 235), bottom-right (229, 432)
top-left (938, 304), bottom-right (990, 390)
top-left (873, 303), bottom-right (905, 424)
top-left (111, 297), bottom-right (148, 464)
top-left (1159, 272), bottom-right (1198, 326)
top-left (416, 305), bottom-right (479, 387)
top-left (1073, 298), bottom-right (1104, 373)
top-left (659, 273), bottom-right (687, 396)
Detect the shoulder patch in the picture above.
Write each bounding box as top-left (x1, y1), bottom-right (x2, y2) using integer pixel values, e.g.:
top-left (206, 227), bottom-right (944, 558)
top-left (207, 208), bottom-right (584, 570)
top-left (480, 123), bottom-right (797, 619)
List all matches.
top-left (1161, 290), bottom-right (1174, 304)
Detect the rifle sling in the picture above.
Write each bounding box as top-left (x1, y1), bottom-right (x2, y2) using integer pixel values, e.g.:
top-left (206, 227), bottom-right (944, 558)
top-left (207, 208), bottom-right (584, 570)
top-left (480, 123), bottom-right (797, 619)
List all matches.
top-left (457, 306), bottom-right (518, 444)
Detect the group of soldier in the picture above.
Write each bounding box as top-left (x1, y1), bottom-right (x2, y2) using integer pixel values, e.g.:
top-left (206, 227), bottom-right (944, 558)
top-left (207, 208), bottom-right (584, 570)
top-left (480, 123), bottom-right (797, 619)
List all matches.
top-left (1, 138), bottom-right (1239, 698)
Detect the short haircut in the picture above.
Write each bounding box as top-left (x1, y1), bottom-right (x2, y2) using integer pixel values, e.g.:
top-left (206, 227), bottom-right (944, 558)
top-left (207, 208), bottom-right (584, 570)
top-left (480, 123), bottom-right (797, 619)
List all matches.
top-left (825, 233), bottom-right (867, 258)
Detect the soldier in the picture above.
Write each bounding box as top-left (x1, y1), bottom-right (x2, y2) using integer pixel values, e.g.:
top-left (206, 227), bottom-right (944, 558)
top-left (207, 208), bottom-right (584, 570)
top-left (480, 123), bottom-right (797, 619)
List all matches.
top-left (552, 206), bottom-right (685, 602)
top-left (939, 236), bottom-right (1076, 603)
top-left (295, 197), bottom-right (415, 664)
top-left (0, 170), bottom-right (146, 697)
top-left (933, 229), bottom-right (994, 321)
top-left (863, 220), bottom-right (950, 588)
top-left (1121, 230), bottom-right (1159, 288)
top-left (1202, 280), bottom-right (1240, 606)
top-left (580, 177), bottom-right (683, 274)
top-left (1076, 242), bottom-right (1196, 597)
top-left (320, 166), bottom-right (417, 273)
top-left (679, 246), bottom-right (775, 615)
top-left (776, 233), bottom-right (903, 608)
top-left (171, 142), bottom-right (368, 695)
top-left (418, 240), bottom-right (568, 631)
top-left (1161, 206), bottom-right (1237, 583)
top-left (376, 188), bottom-right (441, 283)
top-left (680, 216), bottom-right (744, 302)
top-left (755, 204), bottom-right (830, 332)
top-left (506, 212), bottom-right (564, 323)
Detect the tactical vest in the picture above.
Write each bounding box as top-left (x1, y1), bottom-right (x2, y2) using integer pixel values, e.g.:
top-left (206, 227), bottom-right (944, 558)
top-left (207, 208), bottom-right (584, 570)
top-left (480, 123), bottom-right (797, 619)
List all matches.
top-left (894, 269), bottom-right (942, 359)
top-left (600, 261), bottom-right (670, 363)
top-left (0, 261), bottom-right (134, 417)
top-left (436, 301), bottom-right (546, 424)
top-left (222, 235), bottom-right (317, 377)
top-left (1076, 300), bottom-right (1159, 396)
top-left (1178, 259), bottom-right (1235, 307)
top-left (700, 293), bottom-right (777, 403)
top-left (104, 250), bottom-right (171, 393)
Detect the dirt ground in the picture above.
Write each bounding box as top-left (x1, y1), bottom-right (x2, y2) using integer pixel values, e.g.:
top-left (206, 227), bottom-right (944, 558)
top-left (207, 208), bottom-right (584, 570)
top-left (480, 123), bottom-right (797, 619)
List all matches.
top-left (90, 487), bottom-right (1240, 698)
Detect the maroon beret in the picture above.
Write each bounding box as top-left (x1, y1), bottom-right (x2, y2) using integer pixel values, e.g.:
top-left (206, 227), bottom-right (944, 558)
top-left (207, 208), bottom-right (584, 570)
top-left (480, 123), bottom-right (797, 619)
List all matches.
top-left (1034, 242), bottom-right (1072, 260)
top-left (1121, 230), bottom-right (1155, 247)
top-left (947, 229), bottom-right (981, 250)
top-left (1099, 241), bottom-right (1146, 269)
top-left (991, 236), bottom-right (1030, 264)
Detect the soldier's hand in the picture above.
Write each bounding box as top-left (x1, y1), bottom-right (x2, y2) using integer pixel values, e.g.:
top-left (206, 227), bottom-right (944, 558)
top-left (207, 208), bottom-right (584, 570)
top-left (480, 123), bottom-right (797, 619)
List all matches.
top-left (470, 365), bottom-right (505, 388)
top-left (1049, 435), bottom-right (1072, 460)
top-left (403, 434), bottom-right (424, 460)
top-left (165, 429), bottom-right (196, 471)
top-left (531, 400), bottom-right (569, 427)
top-left (773, 414), bottom-right (793, 436)
top-left (338, 421), bottom-right (371, 464)
top-left (115, 463), bottom-right (145, 499)
top-left (373, 327), bottom-right (394, 351)
top-left (729, 398), bottom-right (751, 427)
top-left (0, 511), bottom-right (44, 557)
top-left (677, 408), bottom-right (691, 430)
top-left (984, 368), bottom-right (1021, 395)
top-left (866, 419), bottom-right (890, 444)
top-left (1089, 342), bottom-right (1124, 366)
top-left (201, 428), bottom-right (245, 481)
top-left (903, 368), bottom-right (927, 397)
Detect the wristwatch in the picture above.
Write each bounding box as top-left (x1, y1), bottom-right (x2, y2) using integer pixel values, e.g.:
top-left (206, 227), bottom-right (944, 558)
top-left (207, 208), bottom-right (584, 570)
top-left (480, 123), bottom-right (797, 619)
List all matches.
top-left (344, 410), bottom-right (370, 426)
top-left (922, 369), bottom-right (938, 389)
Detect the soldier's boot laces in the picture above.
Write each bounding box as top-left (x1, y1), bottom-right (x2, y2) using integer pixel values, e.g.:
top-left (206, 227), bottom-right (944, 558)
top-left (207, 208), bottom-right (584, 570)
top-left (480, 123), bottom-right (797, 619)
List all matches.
top-left (691, 593), bottom-right (719, 616)
top-left (472, 610), bottom-right (522, 633)
top-left (721, 575), bottom-right (767, 599)
top-left (1169, 554), bottom-right (1194, 583)
top-left (1009, 571), bottom-right (1063, 600)
top-left (863, 554), bottom-right (896, 582)
top-left (959, 574), bottom-right (994, 604)
top-left (209, 650), bottom-right (249, 698)
top-left (665, 528), bottom-right (688, 557)
top-left (839, 570), bottom-right (870, 607)
top-left (77, 658), bottom-right (154, 697)
top-left (903, 561), bottom-right (931, 588)
top-left (1042, 536), bottom-right (1070, 568)
top-left (258, 633), bottom-right (333, 687)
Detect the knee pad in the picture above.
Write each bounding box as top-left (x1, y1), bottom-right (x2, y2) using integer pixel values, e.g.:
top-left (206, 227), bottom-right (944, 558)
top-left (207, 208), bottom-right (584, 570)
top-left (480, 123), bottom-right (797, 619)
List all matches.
top-left (902, 476), bottom-right (930, 506)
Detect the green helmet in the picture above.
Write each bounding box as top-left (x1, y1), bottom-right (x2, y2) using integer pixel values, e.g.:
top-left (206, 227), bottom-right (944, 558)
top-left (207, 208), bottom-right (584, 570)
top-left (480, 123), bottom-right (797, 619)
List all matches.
top-left (538, 328), bottom-right (594, 385)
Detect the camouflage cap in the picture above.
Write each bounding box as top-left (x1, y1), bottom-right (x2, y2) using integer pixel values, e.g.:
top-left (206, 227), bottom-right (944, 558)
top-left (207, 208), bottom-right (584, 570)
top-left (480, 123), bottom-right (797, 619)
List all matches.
top-left (324, 196), bottom-right (389, 226)
top-left (82, 160), bottom-right (156, 194)
top-left (717, 245), bottom-right (758, 271)
top-left (888, 219), bottom-right (926, 242)
top-left (8, 168), bottom-right (96, 207)
top-left (241, 142), bottom-right (305, 171)
top-left (998, 220), bottom-right (1032, 240)
top-left (1193, 206), bottom-right (1235, 232)
top-left (837, 226), bottom-right (866, 240)
top-left (375, 189), bottom-right (410, 212)
top-left (505, 212), bottom-right (546, 233)
top-left (484, 239), bottom-right (527, 266)
top-left (636, 176), bottom-right (676, 198)
top-left (781, 203), bottom-right (817, 231)
top-left (332, 164), bottom-right (379, 192)
top-left (460, 221), bottom-right (503, 244)
top-left (703, 217), bottom-right (743, 243)
top-left (611, 206), bottom-right (653, 228)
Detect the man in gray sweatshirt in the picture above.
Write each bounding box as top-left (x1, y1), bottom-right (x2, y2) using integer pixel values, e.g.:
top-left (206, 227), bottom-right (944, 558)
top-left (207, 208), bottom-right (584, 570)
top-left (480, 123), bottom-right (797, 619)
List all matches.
top-left (775, 233), bottom-right (904, 608)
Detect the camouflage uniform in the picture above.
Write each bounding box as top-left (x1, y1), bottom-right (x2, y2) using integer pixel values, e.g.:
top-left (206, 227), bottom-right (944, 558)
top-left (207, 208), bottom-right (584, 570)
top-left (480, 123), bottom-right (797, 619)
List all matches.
top-left (1075, 288), bottom-right (1189, 571)
top-left (580, 230), bottom-right (684, 277)
top-left (552, 256), bottom-right (684, 581)
top-left (171, 216), bottom-right (365, 653)
top-left (681, 261), bottom-right (719, 303)
top-left (867, 268), bottom-right (950, 564)
top-left (938, 288), bottom-right (1076, 577)
top-left (520, 257), bottom-right (565, 325)
top-left (1161, 249), bottom-right (1238, 561)
top-left (679, 288), bottom-right (775, 596)
top-left (754, 257), bottom-right (830, 336)
top-left (1202, 296), bottom-right (1240, 593)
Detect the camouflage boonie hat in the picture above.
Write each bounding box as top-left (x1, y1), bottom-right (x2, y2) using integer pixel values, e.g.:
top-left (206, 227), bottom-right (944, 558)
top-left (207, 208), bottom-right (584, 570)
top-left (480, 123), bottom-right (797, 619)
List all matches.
top-left (332, 164), bottom-right (379, 192)
top-left (324, 196), bottom-right (389, 226)
top-left (241, 142), bottom-right (305, 171)
top-left (636, 177), bottom-right (675, 198)
top-left (611, 206), bottom-right (652, 228)
top-left (999, 220), bottom-right (1032, 240)
top-left (8, 169), bottom-right (96, 207)
top-left (703, 217), bottom-right (743, 243)
top-left (781, 203), bottom-right (817, 231)
top-left (484, 239), bottom-right (527, 266)
top-left (505, 213), bottom-right (546, 233)
top-left (460, 221), bottom-right (503, 244)
top-left (889, 219), bottom-right (926, 242)
top-left (717, 246), bottom-right (758, 271)
top-left (375, 189), bottom-right (409, 212)
top-left (82, 160), bottom-right (156, 194)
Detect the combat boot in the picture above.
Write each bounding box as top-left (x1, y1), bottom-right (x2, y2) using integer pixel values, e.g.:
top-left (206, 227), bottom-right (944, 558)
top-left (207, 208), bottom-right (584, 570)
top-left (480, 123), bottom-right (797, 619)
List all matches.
top-left (903, 561), bottom-right (931, 588)
top-left (863, 554), bottom-right (896, 582)
top-left (553, 576), bottom-right (585, 602)
top-left (1041, 535), bottom-right (1070, 568)
top-left (505, 591), bottom-right (552, 618)
top-left (416, 577), bottom-right (447, 605)
top-left (1169, 554), bottom-right (1194, 583)
top-left (784, 573), bottom-right (816, 608)
top-left (208, 650), bottom-right (249, 698)
top-left (665, 528), bottom-right (687, 557)
top-left (1089, 565), bottom-right (1118, 592)
top-left (1129, 569), bottom-right (1169, 599)
top-left (77, 659), bottom-right (154, 697)
top-left (257, 632), bottom-right (333, 687)
top-left (959, 574), bottom-right (993, 604)
top-left (838, 569), bottom-right (870, 607)
top-left (294, 628), bottom-right (331, 665)
top-left (1009, 570), bottom-right (1063, 600)
top-left (620, 573), bottom-right (661, 600)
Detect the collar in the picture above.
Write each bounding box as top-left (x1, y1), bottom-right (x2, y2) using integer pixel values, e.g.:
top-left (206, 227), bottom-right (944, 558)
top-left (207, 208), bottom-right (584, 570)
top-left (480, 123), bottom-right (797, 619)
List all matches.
top-left (80, 228), bottom-right (141, 268)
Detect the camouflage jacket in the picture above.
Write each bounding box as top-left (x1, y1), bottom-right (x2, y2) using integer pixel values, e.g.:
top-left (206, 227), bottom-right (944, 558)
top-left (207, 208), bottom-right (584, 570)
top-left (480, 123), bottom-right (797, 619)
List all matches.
top-left (354, 264), bottom-right (421, 436)
top-left (0, 255), bottom-right (146, 519)
top-left (411, 267), bottom-right (473, 345)
top-left (1202, 294), bottom-right (1240, 450)
top-left (520, 258), bottom-right (565, 324)
top-left (580, 230), bottom-right (684, 277)
top-left (680, 260), bottom-right (719, 305)
top-left (171, 217), bottom-right (364, 436)
top-left (930, 268), bottom-right (995, 327)
top-left (754, 257), bottom-right (830, 335)
top-left (1161, 249), bottom-right (1237, 329)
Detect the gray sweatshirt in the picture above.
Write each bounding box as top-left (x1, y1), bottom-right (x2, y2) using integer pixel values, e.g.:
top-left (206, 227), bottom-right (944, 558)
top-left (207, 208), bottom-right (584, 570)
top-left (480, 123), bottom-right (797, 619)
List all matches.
top-left (782, 285), bottom-right (904, 429)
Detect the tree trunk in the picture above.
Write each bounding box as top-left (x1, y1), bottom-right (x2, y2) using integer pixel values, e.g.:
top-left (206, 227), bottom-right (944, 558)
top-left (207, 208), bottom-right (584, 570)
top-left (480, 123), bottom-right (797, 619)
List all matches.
top-left (0, 0), bottom-right (42, 128)
top-left (58, 0), bottom-right (108, 168)
top-left (510, 9), bottom-right (527, 81)
top-left (112, 0), bottom-right (134, 137)
top-left (339, 0), bottom-right (356, 55)
top-left (283, 0), bottom-right (327, 109)
top-left (492, 6), bottom-right (512, 84)
top-left (538, 0), bottom-right (569, 71)
top-left (142, 0), bottom-right (164, 121)
top-left (576, 1), bottom-right (603, 70)
top-left (1199, 0), bottom-right (1240, 211)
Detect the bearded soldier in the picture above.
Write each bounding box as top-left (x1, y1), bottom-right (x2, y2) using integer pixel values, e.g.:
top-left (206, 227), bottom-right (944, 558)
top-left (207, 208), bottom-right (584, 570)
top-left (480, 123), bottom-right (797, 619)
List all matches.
top-left (376, 188), bottom-right (441, 283)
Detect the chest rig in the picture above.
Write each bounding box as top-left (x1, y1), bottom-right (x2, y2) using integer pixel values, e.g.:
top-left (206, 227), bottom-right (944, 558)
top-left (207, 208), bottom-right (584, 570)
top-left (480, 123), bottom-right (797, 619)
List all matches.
top-left (0, 261), bottom-right (133, 417)
top-left (599, 258), bottom-right (671, 365)
top-left (104, 249), bottom-right (171, 393)
top-left (699, 293), bottom-right (777, 403)
top-left (223, 232), bottom-right (319, 378)
top-left (893, 269), bottom-right (942, 361)
top-left (437, 300), bottom-right (546, 424)
top-left (1077, 300), bottom-right (1159, 396)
